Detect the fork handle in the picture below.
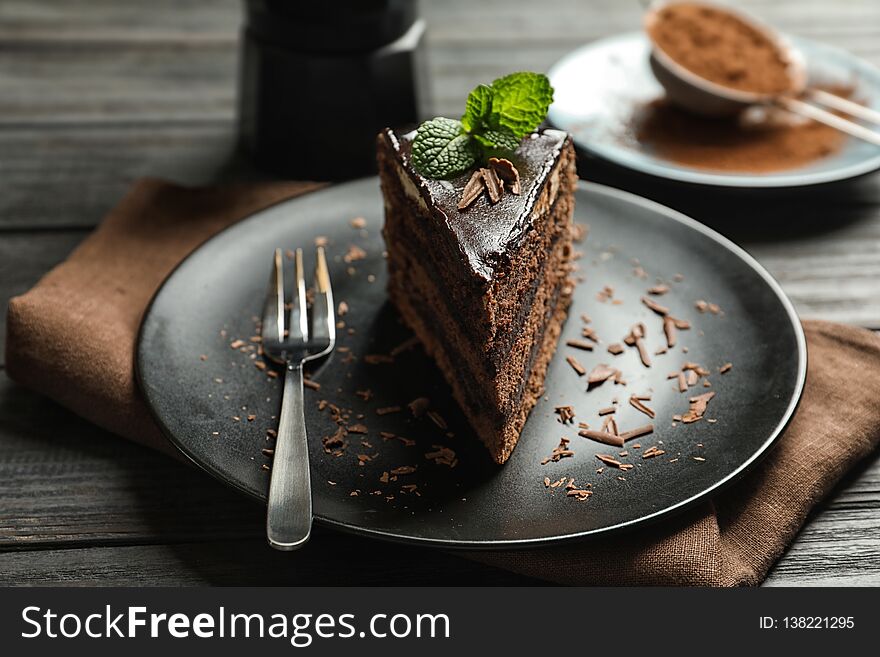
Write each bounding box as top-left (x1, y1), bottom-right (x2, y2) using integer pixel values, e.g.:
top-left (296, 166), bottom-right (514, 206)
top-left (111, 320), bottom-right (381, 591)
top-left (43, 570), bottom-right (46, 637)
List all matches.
top-left (266, 364), bottom-right (313, 550)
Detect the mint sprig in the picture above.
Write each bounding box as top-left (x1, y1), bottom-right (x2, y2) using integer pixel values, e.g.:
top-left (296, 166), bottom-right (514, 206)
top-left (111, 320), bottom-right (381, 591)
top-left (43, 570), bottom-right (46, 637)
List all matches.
top-left (410, 117), bottom-right (476, 180)
top-left (411, 72), bottom-right (554, 180)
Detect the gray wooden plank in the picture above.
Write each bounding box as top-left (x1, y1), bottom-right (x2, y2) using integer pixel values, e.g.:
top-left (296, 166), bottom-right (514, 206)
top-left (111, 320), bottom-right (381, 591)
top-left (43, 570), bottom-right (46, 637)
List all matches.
top-left (1, 0), bottom-right (879, 588)
top-left (0, 539), bottom-right (536, 586)
top-left (1, 369), bottom-right (879, 585)
top-left (0, 123), bottom-right (238, 230)
top-left (0, 1), bottom-right (877, 124)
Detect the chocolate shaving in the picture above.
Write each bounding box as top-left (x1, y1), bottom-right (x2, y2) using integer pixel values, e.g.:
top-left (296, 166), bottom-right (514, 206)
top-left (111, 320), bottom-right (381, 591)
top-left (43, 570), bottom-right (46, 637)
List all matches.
top-left (566, 339), bottom-right (594, 351)
top-left (681, 391), bottom-right (716, 423)
top-left (677, 371), bottom-right (688, 393)
top-left (641, 296), bottom-right (669, 316)
top-left (480, 167), bottom-right (503, 204)
top-left (579, 429), bottom-right (624, 448)
top-left (376, 406), bottom-right (401, 415)
top-left (663, 315), bottom-right (677, 348)
top-left (720, 362), bottom-right (733, 374)
top-left (629, 395), bottom-right (656, 419)
top-left (607, 343), bottom-right (624, 355)
top-left (648, 283), bottom-right (670, 295)
top-left (566, 355), bottom-right (586, 376)
top-left (488, 157), bottom-right (521, 195)
top-left (425, 445), bottom-right (458, 468)
top-left (587, 363), bottom-right (618, 385)
top-left (408, 397), bottom-right (430, 417)
top-left (595, 454), bottom-right (623, 468)
top-left (458, 170), bottom-right (485, 210)
top-left (541, 437), bottom-right (575, 465)
top-left (624, 322), bottom-right (651, 367)
top-left (598, 406), bottom-right (616, 416)
top-left (620, 424), bottom-right (654, 442)
top-left (555, 405), bottom-right (576, 424)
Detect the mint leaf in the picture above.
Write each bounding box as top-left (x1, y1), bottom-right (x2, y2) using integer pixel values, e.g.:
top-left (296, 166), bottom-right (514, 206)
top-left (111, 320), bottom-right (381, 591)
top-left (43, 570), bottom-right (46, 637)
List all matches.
top-left (473, 128), bottom-right (520, 152)
top-left (411, 117), bottom-right (476, 179)
top-left (461, 84), bottom-right (493, 133)
top-left (486, 72), bottom-right (553, 139)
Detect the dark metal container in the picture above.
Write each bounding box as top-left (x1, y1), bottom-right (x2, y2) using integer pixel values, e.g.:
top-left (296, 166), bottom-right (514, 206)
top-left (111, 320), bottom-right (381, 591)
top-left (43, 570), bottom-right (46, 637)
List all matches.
top-left (239, 0), bottom-right (428, 180)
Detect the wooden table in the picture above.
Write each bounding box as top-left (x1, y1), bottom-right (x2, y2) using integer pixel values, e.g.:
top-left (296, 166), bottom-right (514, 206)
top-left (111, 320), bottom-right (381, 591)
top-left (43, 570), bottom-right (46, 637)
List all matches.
top-left (1, 0), bottom-right (878, 586)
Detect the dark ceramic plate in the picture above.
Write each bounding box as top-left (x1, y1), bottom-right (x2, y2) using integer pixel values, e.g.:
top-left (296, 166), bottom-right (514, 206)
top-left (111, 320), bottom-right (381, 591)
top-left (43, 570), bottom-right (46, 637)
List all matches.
top-left (548, 32), bottom-right (880, 188)
top-left (137, 179), bottom-right (806, 549)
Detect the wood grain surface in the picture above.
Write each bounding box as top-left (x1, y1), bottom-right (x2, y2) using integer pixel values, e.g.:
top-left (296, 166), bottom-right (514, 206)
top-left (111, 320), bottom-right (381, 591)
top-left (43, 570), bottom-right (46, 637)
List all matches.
top-left (1, 0), bottom-right (878, 586)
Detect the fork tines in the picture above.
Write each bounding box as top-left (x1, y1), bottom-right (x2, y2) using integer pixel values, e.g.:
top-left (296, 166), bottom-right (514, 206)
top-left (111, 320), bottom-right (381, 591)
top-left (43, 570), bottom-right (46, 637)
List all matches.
top-left (261, 247), bottom-right (335, 364)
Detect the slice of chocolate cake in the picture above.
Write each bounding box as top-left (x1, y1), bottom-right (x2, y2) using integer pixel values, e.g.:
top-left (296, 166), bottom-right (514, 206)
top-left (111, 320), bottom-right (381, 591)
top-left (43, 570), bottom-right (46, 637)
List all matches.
top-left (377, 127), bottom-right (578, 463)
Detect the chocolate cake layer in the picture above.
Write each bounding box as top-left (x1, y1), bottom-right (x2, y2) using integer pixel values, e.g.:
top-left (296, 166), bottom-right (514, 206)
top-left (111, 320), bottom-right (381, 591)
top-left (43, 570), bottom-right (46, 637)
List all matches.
top-left (377, 127), bottom-right (578, 463)
top-left (378, 143), bottom-right (574, 369)
top-left (379, 127), bottom-right (571, 282)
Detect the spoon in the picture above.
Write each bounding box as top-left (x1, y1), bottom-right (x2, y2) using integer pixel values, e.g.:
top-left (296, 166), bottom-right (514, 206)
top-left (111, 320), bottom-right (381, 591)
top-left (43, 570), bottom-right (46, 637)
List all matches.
top-left (644, 0), bottom-right (880, 146)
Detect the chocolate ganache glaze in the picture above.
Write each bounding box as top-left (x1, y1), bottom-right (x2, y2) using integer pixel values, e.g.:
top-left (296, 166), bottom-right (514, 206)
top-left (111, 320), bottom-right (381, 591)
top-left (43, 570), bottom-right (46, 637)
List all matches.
top-left (379, 127), bottom-right (571, 282)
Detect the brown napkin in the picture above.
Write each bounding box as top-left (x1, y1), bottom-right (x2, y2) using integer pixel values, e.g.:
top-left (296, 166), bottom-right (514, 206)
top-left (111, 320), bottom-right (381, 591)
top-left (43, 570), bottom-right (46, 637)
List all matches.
top-left (6, 179), bottom-right (880, 586)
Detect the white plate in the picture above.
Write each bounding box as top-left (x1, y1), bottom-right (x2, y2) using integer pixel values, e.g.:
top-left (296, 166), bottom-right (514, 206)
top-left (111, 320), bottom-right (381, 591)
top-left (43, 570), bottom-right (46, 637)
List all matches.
top-left (548, 32), bottom-right (880, 188)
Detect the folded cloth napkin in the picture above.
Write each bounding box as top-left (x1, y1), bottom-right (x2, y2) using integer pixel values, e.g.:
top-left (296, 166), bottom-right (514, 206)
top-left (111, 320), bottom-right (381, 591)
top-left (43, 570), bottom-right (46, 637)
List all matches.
top-left (6, 179), bottom-right (880, 586)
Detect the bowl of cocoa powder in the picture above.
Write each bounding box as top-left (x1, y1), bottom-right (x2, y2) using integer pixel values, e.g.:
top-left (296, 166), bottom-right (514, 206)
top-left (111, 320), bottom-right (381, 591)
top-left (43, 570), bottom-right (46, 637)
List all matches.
top-left (547, 31), bottom-right (880, 187)
top-left (644, 1), bottom-right (806, 116)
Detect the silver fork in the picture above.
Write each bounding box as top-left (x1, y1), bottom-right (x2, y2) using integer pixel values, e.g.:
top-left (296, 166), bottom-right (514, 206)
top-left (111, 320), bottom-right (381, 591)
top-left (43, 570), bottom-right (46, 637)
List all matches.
top-left (261, 247), bottom-right (335, 550)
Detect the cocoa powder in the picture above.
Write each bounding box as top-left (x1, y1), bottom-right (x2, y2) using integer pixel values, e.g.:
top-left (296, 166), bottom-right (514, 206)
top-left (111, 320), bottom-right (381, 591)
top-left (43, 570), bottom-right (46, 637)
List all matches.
top-left (648, 2), bottom-right (793, 95)
top-left (632, 88), bottom-right (853, 173)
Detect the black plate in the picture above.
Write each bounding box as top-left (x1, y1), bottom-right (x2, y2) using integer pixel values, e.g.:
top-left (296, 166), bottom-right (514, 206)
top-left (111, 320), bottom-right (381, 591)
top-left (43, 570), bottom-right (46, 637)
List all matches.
top-left (137, 179), bottom-right (806, 549)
